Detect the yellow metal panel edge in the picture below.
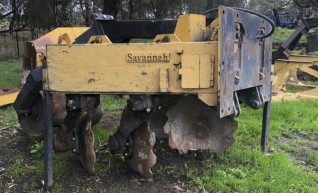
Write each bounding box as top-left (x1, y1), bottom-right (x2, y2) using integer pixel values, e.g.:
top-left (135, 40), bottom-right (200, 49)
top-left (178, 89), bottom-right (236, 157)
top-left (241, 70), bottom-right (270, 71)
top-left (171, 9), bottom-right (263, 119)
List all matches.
top-left (159, 69), bottom-right (170, 92)
top-left (0, 91), bottom-right (19, 106)
top-left (198, 93), bottom-right (218, 106)
top-left (180, 55), bottom-right (200, 88)
top-left (153, 34), bottom-right (181, 43)
top-left (199, 55), bottom-right (212, 88)
top-left (174, 14), bottom-right (206, 42)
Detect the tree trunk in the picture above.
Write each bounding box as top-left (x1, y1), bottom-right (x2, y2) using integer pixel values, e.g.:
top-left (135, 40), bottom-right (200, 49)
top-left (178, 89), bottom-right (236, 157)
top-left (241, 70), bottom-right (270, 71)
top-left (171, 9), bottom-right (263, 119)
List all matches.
top-left (30, 0), bottom-right (36, 39)
top-left (52, 0), bottom-right (58, 28)
top-left (9, 0), bottom-right (17, 35)
top-left (129, 0), bottom-right (133, 19)
top-left (103, 0), bottom-right (118, 18)
top-left (85, 0), bottom-right (90, 26)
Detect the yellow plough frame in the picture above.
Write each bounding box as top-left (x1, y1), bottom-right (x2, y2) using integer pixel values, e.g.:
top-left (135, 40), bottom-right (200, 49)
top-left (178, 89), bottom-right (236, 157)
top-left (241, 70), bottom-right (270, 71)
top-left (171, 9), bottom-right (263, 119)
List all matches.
top-left (0, 27), bottom-right (89, 107)
top-left (272, 54), bottom-right (318, 101)
top-left (0, 88), bottom-right (19, 106)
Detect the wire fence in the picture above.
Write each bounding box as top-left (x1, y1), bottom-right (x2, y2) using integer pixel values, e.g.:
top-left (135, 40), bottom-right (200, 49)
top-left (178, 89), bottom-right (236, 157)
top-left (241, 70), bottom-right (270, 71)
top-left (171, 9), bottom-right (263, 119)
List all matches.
top-left (0, 31), bottom-right (30, 63)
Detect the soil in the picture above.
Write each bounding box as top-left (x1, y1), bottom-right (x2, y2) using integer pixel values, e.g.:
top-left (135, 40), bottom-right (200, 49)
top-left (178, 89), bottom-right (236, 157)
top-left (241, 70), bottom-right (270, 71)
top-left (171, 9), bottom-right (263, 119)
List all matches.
top-left (0, 111), bottom-right (204, 193)
top-left (277, 131), bottom-right (318, 172)
top-left (1, 110), bottom-right (316, 192)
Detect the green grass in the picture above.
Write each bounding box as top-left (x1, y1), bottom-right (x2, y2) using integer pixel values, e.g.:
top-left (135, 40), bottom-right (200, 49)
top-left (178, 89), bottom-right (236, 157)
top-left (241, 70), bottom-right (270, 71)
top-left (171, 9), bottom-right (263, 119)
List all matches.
top-left (0, 59), bottom-right (22, 88)
top-left (186, 100), bottom-right (318, 192)
top-left (273, 27), bottom-right (308, 43)
top-left (1, 98), bottom-right (318, 192)
top-left (93, 125), bottom-right (112, 149)
top-left (101, 95), bottom-right (127, 115)
top-left (0, 106), bottom-right (18, 128)
top-left (308, 152), bottom-right (318, 168)
top-left (3, 157), bottom-right (35, 179)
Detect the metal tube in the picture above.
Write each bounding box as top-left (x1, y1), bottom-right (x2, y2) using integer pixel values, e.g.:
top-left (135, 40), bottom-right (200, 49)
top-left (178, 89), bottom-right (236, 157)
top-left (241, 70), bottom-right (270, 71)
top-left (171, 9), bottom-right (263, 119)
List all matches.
top-left (261, 84), bottom-right (272, 153)
top-left (44, 91), bottom-right (53, 189)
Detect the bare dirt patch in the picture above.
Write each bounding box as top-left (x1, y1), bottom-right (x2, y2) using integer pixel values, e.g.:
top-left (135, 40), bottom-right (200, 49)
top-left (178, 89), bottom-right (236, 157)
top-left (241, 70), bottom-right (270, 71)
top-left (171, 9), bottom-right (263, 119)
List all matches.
top-left (0, 111), bottom-right (203, 193)
top-left (277, 131), bottom-right (318, 171)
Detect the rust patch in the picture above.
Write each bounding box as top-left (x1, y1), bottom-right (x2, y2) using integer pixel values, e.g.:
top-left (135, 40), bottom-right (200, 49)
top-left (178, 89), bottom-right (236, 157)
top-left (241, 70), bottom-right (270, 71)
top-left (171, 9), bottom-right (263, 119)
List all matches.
top-left (52, 93), bottom-right (67, 126)
top-left (88, 79), bottom-right (96, 83)
top-left (126, 120), bottom-right (156, 180)
top-left (164, 96), bottom-right (237, 153)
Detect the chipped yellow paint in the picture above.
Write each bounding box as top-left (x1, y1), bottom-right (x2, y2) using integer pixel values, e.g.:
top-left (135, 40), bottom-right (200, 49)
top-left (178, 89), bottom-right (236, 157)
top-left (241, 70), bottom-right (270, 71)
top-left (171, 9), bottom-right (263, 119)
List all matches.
top-left (45, 42), bottom-right (218, 94)
top-left (28, 27), bottom-right (90, 68)
top-left (217, 7), bottom-right (223, 93)
top-left (43, 14), bottom-right (221, 107)
top-left (180, 55), bottom-right (200, 88)
top-left (174, 14), bottom-right (206, 42)
top-left (153, 34), bottom-right (181, 43)
top-left (159, 68), bottom-right (170, 92)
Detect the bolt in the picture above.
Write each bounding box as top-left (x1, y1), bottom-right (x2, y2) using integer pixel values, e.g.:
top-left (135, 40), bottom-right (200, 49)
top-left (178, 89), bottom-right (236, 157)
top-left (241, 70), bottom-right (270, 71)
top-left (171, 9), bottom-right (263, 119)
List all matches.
top-left (235, 23), bottom-right (240, 30)
top-left (95, 36), bottom-right (102, 43)
top-left (146, 108), bottom-right (151, 113)
top-left (67, 100), bottom-right (74, 106)
top-left (251, 101), bottom-right (260, 109)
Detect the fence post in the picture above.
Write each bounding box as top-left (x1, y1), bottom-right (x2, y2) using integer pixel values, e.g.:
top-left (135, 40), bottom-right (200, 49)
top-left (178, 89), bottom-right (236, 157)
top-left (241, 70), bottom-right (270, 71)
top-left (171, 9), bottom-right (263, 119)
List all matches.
top-left (15, 30), bottom-right (20, 58)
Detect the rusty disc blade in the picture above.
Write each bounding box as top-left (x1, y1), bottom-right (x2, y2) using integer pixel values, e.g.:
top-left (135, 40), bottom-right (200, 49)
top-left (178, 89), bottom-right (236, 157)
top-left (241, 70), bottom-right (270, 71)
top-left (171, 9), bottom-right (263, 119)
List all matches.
top-left (125, 120), bottom-right (157, 180)
top-left (76, 116), bottom-right (96, 175)
top-left (18, 93), bottom-right (44, 137)
top-left (51, 93), bottom-right (67, 126)
top-left (164, 96), bottom-right (238, 154)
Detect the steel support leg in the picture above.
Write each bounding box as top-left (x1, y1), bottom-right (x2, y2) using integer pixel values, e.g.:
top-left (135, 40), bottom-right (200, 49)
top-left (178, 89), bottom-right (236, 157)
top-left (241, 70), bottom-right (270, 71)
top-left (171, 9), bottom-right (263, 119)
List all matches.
top-left (44, 91), bottom-right (53, 189)
top-left (261, 85), bottom-right (272, 153)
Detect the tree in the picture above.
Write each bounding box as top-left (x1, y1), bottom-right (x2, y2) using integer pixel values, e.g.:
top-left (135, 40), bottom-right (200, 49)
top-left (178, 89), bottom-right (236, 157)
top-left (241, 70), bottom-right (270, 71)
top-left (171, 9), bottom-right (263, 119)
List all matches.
top-left (103, 0), bottom-right (118, 18)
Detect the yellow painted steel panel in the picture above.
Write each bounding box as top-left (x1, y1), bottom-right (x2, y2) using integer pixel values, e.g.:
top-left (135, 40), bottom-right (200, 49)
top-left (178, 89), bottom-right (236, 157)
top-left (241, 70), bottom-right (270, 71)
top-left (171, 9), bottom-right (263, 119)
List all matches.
top-left (0, 90), bottom-right (19, 106)
top-left (199, 55), bottom-right (212, 88)
top-left (198, 93), bottom-right (217, 106)
top-left (174, 14), bottom-right (206, 42)
top-left (159, 69), bottom-right (170, 92)
top-left (289, 54), bottom-right (318, 62)
top-left (45, 42), bottom-right (218, 95)
top-left (180, 55), bottom-right (200, 88)
top-left (299, 66), bottom-right (318, 78)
